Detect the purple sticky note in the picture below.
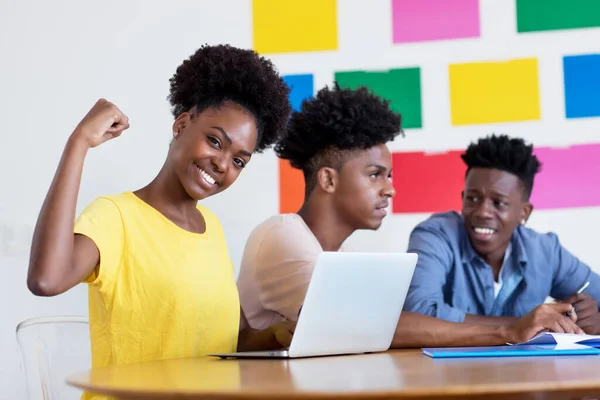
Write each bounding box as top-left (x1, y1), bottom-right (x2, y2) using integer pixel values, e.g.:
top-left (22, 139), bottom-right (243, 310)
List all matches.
top-left (392, 0), bottom-right (481, 44)
top-left (531, 144), bottom-right (600, 209)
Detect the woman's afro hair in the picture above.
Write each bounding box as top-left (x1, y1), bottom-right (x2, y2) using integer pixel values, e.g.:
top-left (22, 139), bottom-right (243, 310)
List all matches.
top-left (167, 44), bottom-right (292, 153)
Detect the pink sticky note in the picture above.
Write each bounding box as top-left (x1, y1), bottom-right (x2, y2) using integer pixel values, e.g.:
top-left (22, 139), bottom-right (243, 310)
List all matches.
top-left (392, 0), bottom-right (480, 44)
top-left (531, 144), bottom-right (600, 209)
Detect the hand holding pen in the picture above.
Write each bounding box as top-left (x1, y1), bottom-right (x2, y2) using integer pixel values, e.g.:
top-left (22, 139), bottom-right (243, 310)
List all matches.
top-left (562, 281), bottom-right (600, 334)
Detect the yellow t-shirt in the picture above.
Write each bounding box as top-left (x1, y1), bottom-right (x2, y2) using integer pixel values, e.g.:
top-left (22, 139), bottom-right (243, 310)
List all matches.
top-left (74, 192), bottom-right (240, 399)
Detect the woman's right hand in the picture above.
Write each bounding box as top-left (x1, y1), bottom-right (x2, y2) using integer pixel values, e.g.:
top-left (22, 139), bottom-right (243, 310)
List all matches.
top-left (71, 98), bottom-right (130, 148)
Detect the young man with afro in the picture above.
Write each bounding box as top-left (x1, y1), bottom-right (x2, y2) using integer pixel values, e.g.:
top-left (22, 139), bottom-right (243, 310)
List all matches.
top-left (237, 85), bottom-right (583, 349)
top-left (404, 134), bottom-right (600, 334)
top-left (28, 44), bottom-right (295, 396)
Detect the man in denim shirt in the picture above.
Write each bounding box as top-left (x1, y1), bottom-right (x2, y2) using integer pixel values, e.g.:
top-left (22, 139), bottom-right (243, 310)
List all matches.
top-left (404, 135), bottom-right (600, 333)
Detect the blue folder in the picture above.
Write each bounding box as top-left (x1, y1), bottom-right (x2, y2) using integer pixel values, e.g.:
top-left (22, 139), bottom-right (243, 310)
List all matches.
top-left (422, 344), bottom-right (600, 358)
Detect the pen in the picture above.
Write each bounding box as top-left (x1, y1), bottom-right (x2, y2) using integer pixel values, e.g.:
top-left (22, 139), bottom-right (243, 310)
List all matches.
top-left (576, 281), bottom-right (590, 295)
top-left (565, 281), bottom-right (591, 318)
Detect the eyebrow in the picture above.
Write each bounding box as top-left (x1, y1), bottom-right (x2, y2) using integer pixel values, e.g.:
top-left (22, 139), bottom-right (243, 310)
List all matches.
top-left (211, 126), bottom-right (253, 158)
top-left (465, 188), bottom-right (509, 198)
top-left (367, 163), bottom-right (391, 173)
top-left (211, 126), bottom-right (232, 144)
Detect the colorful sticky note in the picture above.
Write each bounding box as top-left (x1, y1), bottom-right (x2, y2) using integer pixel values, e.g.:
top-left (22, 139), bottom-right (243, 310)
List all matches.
top-left (279, 159), bottom-right (305, 214)
top-left (516, 0), bottom-right (600, 33)
top-left (449, 58), bottom-right (540, 126)
top-left (335, 68), bottom-right (422, 129)
top-left (283, 74), bottom-right (314, 111)
top-left (531, 144), bottom-right (600, 210)
top-left (392, 151), bottom-right (465, 214)
top-left (252, 0), bottom-right (337, 54)
top-left (563, 54), bottom-right (600, 119)
top-left (392, 0), bottom-right (480, 44)
top-left (278, 74), bottom-right (313, 213)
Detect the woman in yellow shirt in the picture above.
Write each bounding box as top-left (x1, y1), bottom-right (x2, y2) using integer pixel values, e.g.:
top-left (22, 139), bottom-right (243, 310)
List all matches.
top-left (26, 44), bottom-right (294, 377)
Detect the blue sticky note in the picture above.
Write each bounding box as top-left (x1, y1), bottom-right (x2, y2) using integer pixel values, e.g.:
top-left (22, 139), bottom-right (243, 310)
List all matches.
top-left (564, 54), bottom-right (600, 119)
top-left (283, 74), bottom-right (314, 111)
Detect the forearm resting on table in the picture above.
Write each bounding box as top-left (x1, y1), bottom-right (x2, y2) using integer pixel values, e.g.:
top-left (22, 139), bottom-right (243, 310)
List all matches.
top-left (390, 312), bottom-right (512, 348)
top-left (464, 313), bottom-right (518, 326)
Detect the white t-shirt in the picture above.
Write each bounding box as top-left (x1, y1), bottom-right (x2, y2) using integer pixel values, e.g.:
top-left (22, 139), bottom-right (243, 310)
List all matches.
top-left (493, 242), bottom-right (513, 298)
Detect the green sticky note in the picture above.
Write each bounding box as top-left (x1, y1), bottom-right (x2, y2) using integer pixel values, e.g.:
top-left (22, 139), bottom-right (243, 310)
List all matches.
top-left (517, 0), bottom-right (600, 33)
top-left (335, 68), bottom-right (422, 129)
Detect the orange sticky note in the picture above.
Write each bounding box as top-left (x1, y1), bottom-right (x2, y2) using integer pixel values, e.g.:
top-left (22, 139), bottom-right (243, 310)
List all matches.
top-left (279, 159), bottom-right (305, 214)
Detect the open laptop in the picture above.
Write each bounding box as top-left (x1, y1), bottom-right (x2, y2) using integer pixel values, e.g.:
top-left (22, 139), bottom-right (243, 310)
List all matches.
top-left (210, 251), bottom-right (417, 359)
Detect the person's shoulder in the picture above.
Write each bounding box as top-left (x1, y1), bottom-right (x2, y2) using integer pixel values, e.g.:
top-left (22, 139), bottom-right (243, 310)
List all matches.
top-left (250, 214), bottom-right (308, 240)
top-left (242, 214), bottom-right (314, 268)
top-left (414, 211), bottom-right (464, 236)
top-left (101, 192), bottom-right (134, 202)
top-left (514, 225), bottom-right (570, 271)
top-left (75, 193), bottom-right (129, 248)
top-left (91, 191), bottom-right (150, 208)
top-left (516, 224), bottom-right (560, 250)
top-left (79, 192), bottom-right (131, 217)
top-left (244, 214), bottom-right (314, 252)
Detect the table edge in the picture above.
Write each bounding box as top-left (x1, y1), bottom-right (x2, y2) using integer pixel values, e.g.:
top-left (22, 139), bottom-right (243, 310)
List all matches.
top-left (66, 374), bottom-right (600, 399)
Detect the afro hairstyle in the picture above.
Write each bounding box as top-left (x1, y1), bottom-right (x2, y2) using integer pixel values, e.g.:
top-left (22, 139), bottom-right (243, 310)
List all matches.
top-left (275, 83), bottom-right (402, 196)
top-left (167, 44), bottom-right (291, 153)
top-left (461, 134), bottom-right (542, 200)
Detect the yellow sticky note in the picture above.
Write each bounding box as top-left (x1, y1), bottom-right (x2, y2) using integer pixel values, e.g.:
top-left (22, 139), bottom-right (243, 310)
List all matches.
top-left (252, 0), bottom-right (337, 54)
top-left (449, 58), bottom-right (540, 125)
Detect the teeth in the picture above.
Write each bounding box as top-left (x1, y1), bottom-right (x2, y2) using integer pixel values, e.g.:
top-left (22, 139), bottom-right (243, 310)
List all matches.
top-left (474, 227), bottom-right (495, 235)
top-left (197, 167), bottom-right (216, 185)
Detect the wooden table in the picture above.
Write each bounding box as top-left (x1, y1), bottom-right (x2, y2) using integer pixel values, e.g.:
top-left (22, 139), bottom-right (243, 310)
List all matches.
top-left (66, 350), bottom-right (600, 399)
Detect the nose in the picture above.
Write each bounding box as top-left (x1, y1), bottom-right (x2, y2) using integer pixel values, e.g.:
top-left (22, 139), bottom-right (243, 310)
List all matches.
top-left (211, 154), bottom-right (228, 175)
top-left (382, 179), bottom-right (396, 198)
top-left (473, 198), bottom-right (493, 219)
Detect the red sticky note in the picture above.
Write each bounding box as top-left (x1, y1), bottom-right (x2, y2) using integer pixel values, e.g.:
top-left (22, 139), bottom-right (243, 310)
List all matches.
top-left (392, 151), bottom-right (466, 213)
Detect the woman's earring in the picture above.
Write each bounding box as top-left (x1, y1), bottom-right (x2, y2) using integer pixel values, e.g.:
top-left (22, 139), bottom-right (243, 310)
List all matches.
top-left (521, 219), bottom-right (526, 225)
top-left (173, 131), bottom-right (179, 139)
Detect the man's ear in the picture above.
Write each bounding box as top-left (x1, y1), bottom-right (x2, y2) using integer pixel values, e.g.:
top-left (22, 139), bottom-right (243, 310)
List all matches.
top-left (521, 202), bottom-right (534, 225)
top-left (316, 167), bottom-right (338, 194)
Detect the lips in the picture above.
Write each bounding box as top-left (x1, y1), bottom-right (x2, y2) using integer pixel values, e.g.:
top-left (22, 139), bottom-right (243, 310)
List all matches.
top-left (194, 163), bottom-right (219, 187)
top-left (375, 200), bottom-right (389, 210)
top-left (374, 201), bottom-right (390, 218)
top-left (471, 226), bottom-right (497, 241)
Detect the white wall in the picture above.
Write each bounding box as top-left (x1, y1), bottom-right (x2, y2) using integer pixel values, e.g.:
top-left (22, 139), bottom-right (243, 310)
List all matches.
top-left (1, 0), bottom-right (599, 397)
